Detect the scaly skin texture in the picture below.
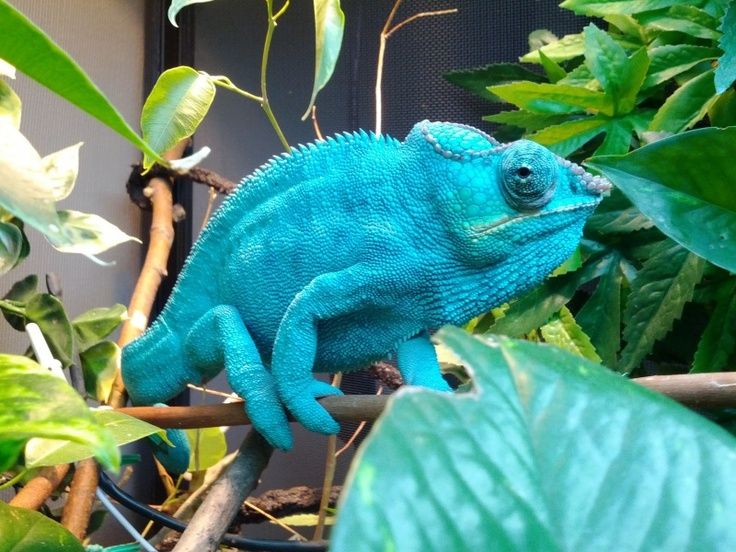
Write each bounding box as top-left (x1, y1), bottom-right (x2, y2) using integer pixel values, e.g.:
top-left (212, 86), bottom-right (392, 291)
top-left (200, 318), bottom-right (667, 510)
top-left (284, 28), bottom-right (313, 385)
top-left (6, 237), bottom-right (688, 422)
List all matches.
top-left (122, 121), bottom-right (610, 450)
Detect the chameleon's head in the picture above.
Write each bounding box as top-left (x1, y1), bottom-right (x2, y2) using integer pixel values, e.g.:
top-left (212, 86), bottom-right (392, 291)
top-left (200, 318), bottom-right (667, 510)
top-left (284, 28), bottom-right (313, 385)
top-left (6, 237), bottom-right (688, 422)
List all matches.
top-left (405, 121), bottom-right (610, 274)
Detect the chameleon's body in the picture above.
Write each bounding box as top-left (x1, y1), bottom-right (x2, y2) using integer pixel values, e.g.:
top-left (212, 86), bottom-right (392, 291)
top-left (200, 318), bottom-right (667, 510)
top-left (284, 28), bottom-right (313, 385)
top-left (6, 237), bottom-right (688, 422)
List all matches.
top-left (122, 121), bottom-right (609, 450)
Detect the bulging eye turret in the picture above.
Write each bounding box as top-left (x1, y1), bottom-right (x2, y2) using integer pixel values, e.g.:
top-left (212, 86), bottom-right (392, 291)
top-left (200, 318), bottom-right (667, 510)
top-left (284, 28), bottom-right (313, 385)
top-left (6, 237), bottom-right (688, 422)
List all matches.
top-left (499, 140), bottom-right (557, 212)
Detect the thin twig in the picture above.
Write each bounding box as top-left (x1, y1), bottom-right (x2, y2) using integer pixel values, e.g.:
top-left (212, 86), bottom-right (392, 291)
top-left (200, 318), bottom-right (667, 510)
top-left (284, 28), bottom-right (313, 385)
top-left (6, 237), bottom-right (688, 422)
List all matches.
top-left (313, 373), bottom-right (342, 541)
top-left (187, 383), bottom-right (238, 399)
top-left (260, 0), bottom-right (290, 151)
top-left (242, 499), bottom-right (307, 541)
top-left (385, 8), bottom-right (458, 39)
top-left (311, 105), bottom-right (324, 140)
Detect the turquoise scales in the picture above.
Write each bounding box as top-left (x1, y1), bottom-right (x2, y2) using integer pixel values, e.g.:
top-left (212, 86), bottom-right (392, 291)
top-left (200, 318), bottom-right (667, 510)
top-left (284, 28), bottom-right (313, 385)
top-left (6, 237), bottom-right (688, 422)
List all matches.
top-left (122, 121), bottom-right (610, 451)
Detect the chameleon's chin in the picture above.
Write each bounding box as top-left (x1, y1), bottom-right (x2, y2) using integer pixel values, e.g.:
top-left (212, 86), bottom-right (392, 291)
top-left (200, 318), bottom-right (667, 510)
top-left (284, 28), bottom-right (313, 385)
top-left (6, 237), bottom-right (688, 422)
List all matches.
top-left (471, 199), bottom-right (600, 237)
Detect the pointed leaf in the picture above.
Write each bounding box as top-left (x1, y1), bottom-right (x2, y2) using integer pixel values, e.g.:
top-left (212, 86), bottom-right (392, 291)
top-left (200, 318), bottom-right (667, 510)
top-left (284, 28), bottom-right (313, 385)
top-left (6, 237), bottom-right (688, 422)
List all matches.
top-left (715, 1), bottom-right (736, 93)
top-left (79, 341), bottom-right (120, 401)
top-left (141, 66), bottom-right (216, 169)
top-left (333, 328), bottom-right (736, 551)
top-left (0, 501), bottom-right (84, 552)
top-left (644, 45), bottom-right (721, 89)
top-left (539, 51), bottom-right (566, 83)
top-left (168, 0), bottom-right (215, 27)
top-left (0, 77), bottom-right (20, 128)
top-left (619, 241), bottom-right (705, 374)
top-left (691, 283), bottom-right (736, 372)
top-left (0, 354), bottom-right (118, 471)
top-left (522, 33), bottom-right (586, 63)
top-left (587, 127), bottom-right (736, 272)
top-left (638, 6), bottom-right (721, 39)
top-left (540, 306), bottom-right (602, 362)
top-left (528, 116), bottom-right (610, 156)
top-left (302, 0), bottom-right (344, 119)
top-left (594, 117), bottom-right (633, 155)
top-left (561, 0), bottom-right (695, 16)
top-left (489, 82), bottom-right (613, 115)
top-left (0, 1), bottom-right (160, 161)
top-left (445, 63), bottom-right (546, 102)
top-left (25, 409), bottom-right (161, 469)
top-left (73, 304), bottom-right (127, 350)
top-left (483, 110), bottom-right (571, 131)
top-left (48, 210), bottom-right (141, 256)
top-left (585, 188), bottom-right (654, 234)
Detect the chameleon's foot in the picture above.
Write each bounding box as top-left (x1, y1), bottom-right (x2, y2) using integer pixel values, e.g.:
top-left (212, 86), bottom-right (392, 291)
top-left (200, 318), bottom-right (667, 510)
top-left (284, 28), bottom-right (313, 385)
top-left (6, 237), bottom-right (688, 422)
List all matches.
top-left (281, 379), bottom-right (343, 436)
top-left (246, 402), bottom-right (293, 450)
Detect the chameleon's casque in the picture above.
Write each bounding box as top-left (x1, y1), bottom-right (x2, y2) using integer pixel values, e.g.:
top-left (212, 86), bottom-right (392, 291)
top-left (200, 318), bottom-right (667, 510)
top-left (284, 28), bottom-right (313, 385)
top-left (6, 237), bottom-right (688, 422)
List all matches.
top-left (122, 121), bottom-right (610, 450)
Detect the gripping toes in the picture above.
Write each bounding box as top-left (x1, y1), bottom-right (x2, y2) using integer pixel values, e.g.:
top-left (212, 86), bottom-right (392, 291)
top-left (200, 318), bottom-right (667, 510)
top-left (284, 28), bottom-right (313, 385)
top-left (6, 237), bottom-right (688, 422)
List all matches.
top-left (281, 378), bottom-right (343, 436)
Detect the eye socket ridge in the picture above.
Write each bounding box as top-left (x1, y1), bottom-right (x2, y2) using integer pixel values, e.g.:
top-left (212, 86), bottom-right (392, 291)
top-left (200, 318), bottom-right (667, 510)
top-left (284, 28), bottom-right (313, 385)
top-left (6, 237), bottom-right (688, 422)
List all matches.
top-left (499, 148), bottom-right (557, 211)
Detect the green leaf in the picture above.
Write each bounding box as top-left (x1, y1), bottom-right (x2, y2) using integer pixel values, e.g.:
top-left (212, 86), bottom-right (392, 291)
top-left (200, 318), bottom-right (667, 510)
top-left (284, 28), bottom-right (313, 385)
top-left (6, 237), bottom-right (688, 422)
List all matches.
top-left (0, 1), bottom-right (160, 162)
top-left (25, 293), bottom-right (74, 367)
top-left (619, 241), bottom-right (705, 374)
top-left (25, 409), bottom-right (160, 469)
top-left (576, 258), bottom-right (624, 367)
top-left (48, 210), bottom-right (140, 257)
top-left (0, 501), bottom-right (84, 552)
top-left (302, 0), bottom-right (345, 119)
top-left (638, 6), bottom-right (722, 39)
top-left (445, 63), bottom-right (546, 102)
top-left (0, 219), bottom-right (23, 275)
top-left (558, 63), bottom-right (597, 88)
top-left (483, 110), bottom-right (571, 131)
top-left (0, 354), bottom-right (118, 471)
top-left (2, 274), bottom-right (37, 330)
top-left (168, 0), bottom-right (214, 27)
top-left (593, 117), bottom-right (634, 155)
top-left (691, 282), bottom-right (736, 372)
top-left (539, 51), bottom-right (566, 83)
top-left (73, 304), bottom-right (126, 350)
top-left (539, 306), bottom-right (602, 362)
top-left (489, 82), bottom-right (613, 115)
top-left (529, 116), bottom-right (610, 156)
top-left (587, 127), bottom-right (736, 272)
top-left (484, 255), bottom-right (614, 336)
top-left (644, 45), bottom-right (721, 89)
top-left (0, 77), bottom-right (20, 128)
top-left (140, 66), bottom-right (216, 170)
top-left (709, 88), bottom-right (736, 125)
top-left (185, 427), bottom-right (227, 472)
top-left (715, 1), bottom-right (736, 93)
top-left (585, 188), bottom-right (654, 234)
top-left (561, 0), bottom-right (695, 16)
top-left (521, 33), bottom-right (590, 63)
top-left (79, 341), bottom-right (120, 402)
top-left (333, 328), bottom-right (736, 551)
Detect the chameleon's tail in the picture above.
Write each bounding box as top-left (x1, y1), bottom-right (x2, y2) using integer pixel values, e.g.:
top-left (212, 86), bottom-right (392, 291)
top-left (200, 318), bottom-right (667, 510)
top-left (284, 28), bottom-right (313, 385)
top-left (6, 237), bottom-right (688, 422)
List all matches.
top-left (121, 319), bottom-right (193, 405)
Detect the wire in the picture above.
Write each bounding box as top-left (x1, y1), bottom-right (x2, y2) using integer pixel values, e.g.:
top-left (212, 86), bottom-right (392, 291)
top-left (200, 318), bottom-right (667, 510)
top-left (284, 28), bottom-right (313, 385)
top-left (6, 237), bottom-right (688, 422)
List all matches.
top-left (95, 488), bottom-right (158, 552)
top-left (97, 471), bottom-right (328, 552)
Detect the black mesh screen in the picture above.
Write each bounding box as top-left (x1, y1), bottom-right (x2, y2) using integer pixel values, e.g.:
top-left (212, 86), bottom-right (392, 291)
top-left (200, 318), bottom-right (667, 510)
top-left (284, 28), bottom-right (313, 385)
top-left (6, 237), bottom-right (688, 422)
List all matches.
top-left (339, 1), bottom-right (588, 138)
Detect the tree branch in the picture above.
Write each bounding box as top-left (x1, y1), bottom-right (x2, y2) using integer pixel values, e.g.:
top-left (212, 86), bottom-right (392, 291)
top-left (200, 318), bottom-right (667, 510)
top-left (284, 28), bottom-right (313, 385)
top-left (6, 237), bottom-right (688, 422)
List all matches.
top-left (9, 465), bottom-right (69, 510)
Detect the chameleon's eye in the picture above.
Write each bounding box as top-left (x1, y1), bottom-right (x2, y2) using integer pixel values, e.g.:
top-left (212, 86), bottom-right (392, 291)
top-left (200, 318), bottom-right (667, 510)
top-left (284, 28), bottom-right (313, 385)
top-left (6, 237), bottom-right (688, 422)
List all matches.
top-left (499, 141), bottom-right (557, 212)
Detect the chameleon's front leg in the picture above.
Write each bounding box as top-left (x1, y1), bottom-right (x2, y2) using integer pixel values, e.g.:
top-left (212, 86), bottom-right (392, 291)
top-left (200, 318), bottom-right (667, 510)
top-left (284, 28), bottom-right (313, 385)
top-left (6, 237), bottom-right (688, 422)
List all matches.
top-left (185, 305), bottom-right (292, 450)
top-left (396, 331), bottom-right (451, 392)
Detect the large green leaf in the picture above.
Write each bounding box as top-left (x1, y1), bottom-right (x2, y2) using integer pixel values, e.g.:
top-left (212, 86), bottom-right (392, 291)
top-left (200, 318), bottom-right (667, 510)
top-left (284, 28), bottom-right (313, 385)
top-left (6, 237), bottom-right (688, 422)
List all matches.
top-left (715, 0), bottom-right (736, 93)
top-left (333, 328), bottom-right (736, 551)
top-left (445, 63), bottom-right (546, 102)
top-left (302, 0), bottom-right (344, 119)
top-left (691, 282), bottom-right (736, 372)
top-left (587, 127), bottom-right (736, 272)
top-left (0, 354), bottom-right (118, 471)
top-left (140, 66), bottom-right (216, 170)
top-left (0, 501), bottom-right (84, 552)
top-left (643, 45), bottom-right (721, 89)
top-left (25, 409), bottom-right (161, 469)
top-left (619, 241), bottom-right (705, 374)
top-left (168, 0), bottom-right (215, 27)
top-left (0, 1), bottom-right (159, 162)
top-left (651, 70), bottom-right (717, 132)
top-left (489, 81), bottom-right (613, 115)
top-left (560, 0), bottom-right (694, 16)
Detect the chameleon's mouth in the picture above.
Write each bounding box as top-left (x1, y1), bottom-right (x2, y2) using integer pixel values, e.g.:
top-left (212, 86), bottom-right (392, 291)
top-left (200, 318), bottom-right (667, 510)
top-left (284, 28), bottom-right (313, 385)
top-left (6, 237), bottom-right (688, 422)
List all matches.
top-left (470, 199), bottom-right (600, 237)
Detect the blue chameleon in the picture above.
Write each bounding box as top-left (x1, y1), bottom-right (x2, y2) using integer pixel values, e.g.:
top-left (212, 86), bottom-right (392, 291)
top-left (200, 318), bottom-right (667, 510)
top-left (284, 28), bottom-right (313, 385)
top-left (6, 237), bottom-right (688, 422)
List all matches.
top-left (122, 121), bottom-right (610, 451)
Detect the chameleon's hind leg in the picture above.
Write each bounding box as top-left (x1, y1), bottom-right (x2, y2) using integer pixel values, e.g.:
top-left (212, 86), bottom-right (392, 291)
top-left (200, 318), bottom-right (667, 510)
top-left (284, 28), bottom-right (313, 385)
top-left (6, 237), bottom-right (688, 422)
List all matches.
top-left (396, 331), bottom-right (451, 392)
top-left (185, 305), bottom-right (293, 450)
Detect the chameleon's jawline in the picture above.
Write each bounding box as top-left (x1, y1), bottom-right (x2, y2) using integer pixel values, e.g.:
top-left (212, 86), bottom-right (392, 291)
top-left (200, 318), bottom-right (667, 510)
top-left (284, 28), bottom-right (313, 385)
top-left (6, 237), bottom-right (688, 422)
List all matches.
top-left (471, 199), bottom-right (599, 237)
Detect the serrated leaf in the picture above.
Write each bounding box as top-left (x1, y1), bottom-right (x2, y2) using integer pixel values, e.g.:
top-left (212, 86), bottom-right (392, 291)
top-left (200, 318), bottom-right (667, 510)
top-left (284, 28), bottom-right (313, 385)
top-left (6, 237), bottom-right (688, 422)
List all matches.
top-left (333, 328), bottom-right (736, 551)
top-left (604, 14), bottom-right (647, 39)
top-left (490, 82), bottom-right (613, 115)
top-left (585, 188), bottom-right (654, 234)
top-left (302, 0), bottom-right (344, 119)
top-left (561, 0), bottom-right (694, 16)
top-left (558, 63), bottom-right (597, 88)
top-left (594, 117), bottom-right (634, 155)
top-left (522, 33), bottom-right (586, 63)
top-left (540, 306), bottom-right (602, 362)
top-left (73, 304), bottom-right (126, 350)
top-left (25, 409), bottom-right (160, 469)
top-left (483, 110), bottom-right (572, 131)
top-left (0, 77), bottom-right (20, 128)
top-left (79, 341), bottom-right (119, 401)
top-left (576, 258), bottom-right (624, 367)
top-left (141, 66), bottom-right (215, 169)
top-left (644, 45), bottom-right (721, 89)
top-left (618, 241), bottom-right (705, 374)
top-left (0, 1), bottom-right (159, 162)
top-left (485, 255), bottom-right (614, 336)
top-left (691, 283), bottom-right (736, 372)
top-left (587, 127), bottom-right (736, 272)
top-left (0, 354), bottom-right (118, 471)
top-left (185, 427), bottom-right (227, 472)
top-left (539, 51), bottom-right (566, 83)
top-left (168, 0), bottom-right (214, 27)
top-left (638, 6), bottom-right (721, 39)
top-left (529, 115), bottom-right (610, 156)
top-left (445, 64), bottom-right (546, 102)
top-left (0, 501), bottom-right (84, 552)
top-left (48, 210), bottom-right (140, 256)
top-left (551, 247), bottom-right (583, 276)
top-left (715, 1), bottom-right (736, 93)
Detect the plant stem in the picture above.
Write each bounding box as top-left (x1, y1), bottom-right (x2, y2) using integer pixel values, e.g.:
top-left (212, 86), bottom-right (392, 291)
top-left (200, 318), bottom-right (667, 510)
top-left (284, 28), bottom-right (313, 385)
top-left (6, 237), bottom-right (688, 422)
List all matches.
top-left (261, 0), bottom-right (290, 151)
top-left (8, 465), bottom-right (69, 509)
top-left (313, 373), bottom-right (342, 541)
